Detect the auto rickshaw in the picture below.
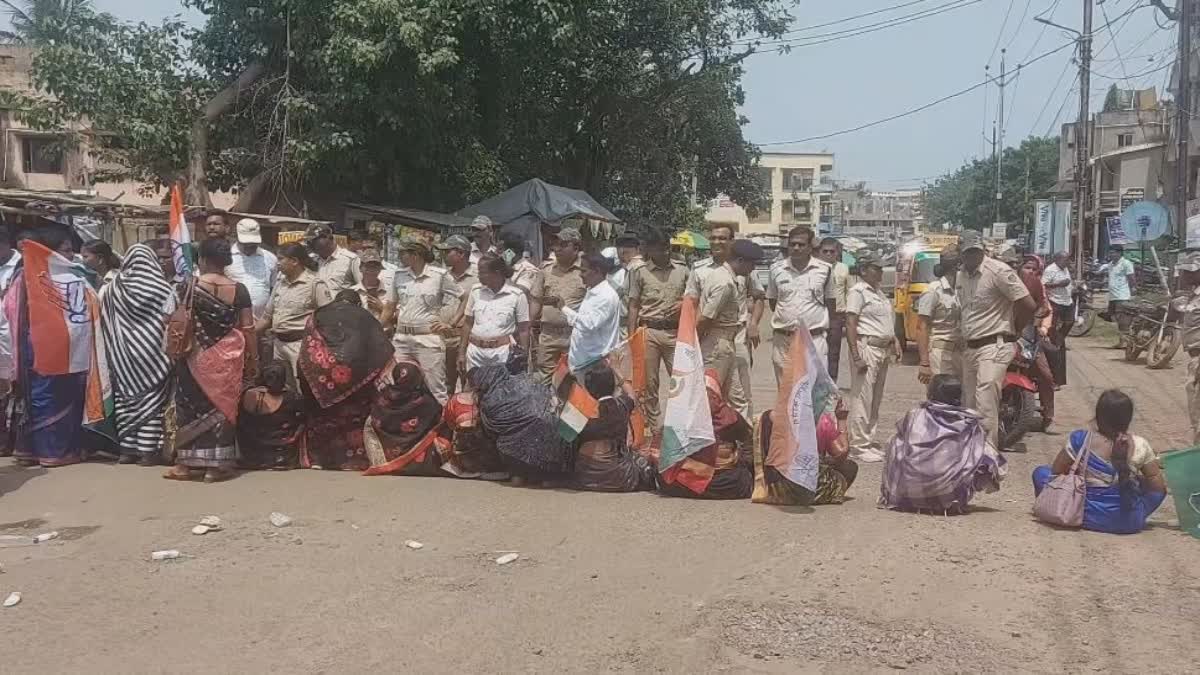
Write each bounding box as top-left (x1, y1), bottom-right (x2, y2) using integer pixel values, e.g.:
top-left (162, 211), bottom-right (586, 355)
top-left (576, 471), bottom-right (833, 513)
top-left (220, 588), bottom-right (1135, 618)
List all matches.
top-left (893, 240), bottom-right (943, 347)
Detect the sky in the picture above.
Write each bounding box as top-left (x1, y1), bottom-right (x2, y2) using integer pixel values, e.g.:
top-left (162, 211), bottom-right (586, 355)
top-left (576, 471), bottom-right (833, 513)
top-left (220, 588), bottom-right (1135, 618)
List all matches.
top-left (38, 1), bottom-right (1185, 191)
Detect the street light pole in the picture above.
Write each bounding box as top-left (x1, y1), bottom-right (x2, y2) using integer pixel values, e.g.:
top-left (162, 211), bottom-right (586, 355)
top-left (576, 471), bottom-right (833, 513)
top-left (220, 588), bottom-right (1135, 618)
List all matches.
top-left (1177, 0), bottom-right (1193, 243)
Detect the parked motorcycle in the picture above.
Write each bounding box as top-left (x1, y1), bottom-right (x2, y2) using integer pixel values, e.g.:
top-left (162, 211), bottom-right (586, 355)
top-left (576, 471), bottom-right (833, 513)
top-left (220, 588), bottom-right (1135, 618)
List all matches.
top-left (1068, 278), bottom-right (1096, 337)
top-left (1119, 299), bottom-right (1181, 369)
top-left (999, 330), bottom-right (1044, 450)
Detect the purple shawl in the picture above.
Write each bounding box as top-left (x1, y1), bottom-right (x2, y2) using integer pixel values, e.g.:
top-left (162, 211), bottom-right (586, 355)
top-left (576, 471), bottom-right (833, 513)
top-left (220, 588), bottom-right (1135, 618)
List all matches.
top-left (879, 402), bottom-right (1006, 513)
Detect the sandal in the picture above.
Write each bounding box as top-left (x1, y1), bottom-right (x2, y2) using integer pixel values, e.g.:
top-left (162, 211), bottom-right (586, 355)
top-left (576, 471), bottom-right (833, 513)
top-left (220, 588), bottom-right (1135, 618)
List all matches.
top-left (162, 466), bottom-right (196, 481)
top-left (203, 469), bottom-right (233, 483)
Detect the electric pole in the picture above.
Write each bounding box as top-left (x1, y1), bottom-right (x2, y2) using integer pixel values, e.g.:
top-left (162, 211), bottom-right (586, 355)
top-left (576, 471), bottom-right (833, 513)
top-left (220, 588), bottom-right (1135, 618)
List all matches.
top-left (1075, 1), bottom-right (1093, 272)
top-left (997, 49), bottom-right (1006, 227)
top-left (1177, 0), bottom-right (1193, 242)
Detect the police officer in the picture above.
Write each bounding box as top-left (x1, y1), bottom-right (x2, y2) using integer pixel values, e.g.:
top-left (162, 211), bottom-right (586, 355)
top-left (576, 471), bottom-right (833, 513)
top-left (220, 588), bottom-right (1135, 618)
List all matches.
top-left (846, 251), bottom-right (902, 462)
top-left (437, 235), bottom-right (478, 394)
top-left (768, 225), bottom-right (833, 383)
top-left (916, 245), bottom-right (962, 383)
top-left (627, 229), bottom-right (690, 431)
top-left (304, 224), bottom-right (361, 295)
top-left (697, 239), bottom-right (763, 400)
top-left (1173, 250), bottom-right (1200, 445)
top-left (381, 236), bottom-right (461, 404)
top-left (536, 228), bottom-right (586, 382)
top-left (956, 230), bottom-right (1035, 448)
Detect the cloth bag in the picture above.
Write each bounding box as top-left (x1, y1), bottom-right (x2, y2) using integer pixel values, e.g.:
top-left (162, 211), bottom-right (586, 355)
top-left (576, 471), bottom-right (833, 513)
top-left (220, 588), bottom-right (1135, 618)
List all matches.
top-left (163, 278), bottom-right (194, 360)
top-left (1034, 433), bottom-right (1090, 527)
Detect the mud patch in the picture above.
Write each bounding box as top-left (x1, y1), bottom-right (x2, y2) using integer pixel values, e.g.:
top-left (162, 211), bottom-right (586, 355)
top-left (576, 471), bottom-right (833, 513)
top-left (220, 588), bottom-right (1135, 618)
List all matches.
top-left (56, 525), bottom-right (101, 541)
top-left (705, 599), bottom-right (1000, 670)
top-left (0, 517), bottom-right (49, 531)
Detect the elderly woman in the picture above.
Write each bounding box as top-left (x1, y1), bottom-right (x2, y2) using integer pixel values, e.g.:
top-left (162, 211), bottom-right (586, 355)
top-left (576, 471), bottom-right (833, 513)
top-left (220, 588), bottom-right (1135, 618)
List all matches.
top-left (469, 365), bottom-right (573, 486)
top-left (362, 360), bottom-right (449, 476)
top-left (571, 364), bottom-right (654, 492)
top-left (299, 289), bottom-right (394, 471)
top-left (879, 375), bottom-right (1007, 514)
top-left (238, 360), bottom-right (305, 470)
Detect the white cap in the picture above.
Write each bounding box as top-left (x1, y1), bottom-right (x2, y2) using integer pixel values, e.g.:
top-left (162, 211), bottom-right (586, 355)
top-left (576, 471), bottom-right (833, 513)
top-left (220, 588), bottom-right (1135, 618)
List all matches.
top-left (236, 218), bottom-right (262, 244)
top-left (601, 246), bottom-right (618, 261)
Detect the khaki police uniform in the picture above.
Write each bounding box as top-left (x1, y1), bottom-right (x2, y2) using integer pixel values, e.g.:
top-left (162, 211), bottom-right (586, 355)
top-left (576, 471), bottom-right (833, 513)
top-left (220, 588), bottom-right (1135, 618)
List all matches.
top-left (442, 266), bottom-right (478, 394)
top-left (628, 257), bottom-right (689, 430)
top-left (688, 257), bottom-right (755, 418)
top-left (917, 276), bottom-right (963, 378)
top-left (767, 256), bottom-right (833, 383)
top-left (846, 281), bottom-right (894, 460)
top-left (697, 262), bottom-right (742, 398)
top-left (314, 246), bottom-right (362, 295)
top-left (957, 256), bottom-right (1030, 447)
top-left (537, 258), bottom-right (585, 382)
top-left (265, 270), bottom-right (333, 376)
top-left (391, 264), bottom-right (462, 404)
top-left (1175, 285), bottom-right (1200, 445)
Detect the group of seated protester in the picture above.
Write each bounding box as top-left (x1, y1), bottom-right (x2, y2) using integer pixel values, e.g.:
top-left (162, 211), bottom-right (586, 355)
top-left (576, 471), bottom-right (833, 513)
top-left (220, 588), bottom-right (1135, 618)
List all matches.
top-left (228, 291), bottom-right (1166, 534)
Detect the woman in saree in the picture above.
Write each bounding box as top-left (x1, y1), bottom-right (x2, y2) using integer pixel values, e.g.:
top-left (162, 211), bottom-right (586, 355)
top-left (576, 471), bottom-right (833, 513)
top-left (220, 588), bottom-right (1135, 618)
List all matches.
top-left (468, 365), bottom-right (573, 486)
top-left (656, 369), bottom-right (754, 500)
top-left (299, 289), bottom-right (393, 471)
top-left (879, 375), bottom-right (1006, 514)
top-left (164, 238), bottom-right (257, 482)
top-left (0, 226), bottom-right (101, 467)
top-left (362, 360), bottom-right (450, 476)
top-left (81, 240), bottom-right (121, 294)
top-left (1033, 389), bottom-right (1166, 534)
top-left (753, 399), bottom-right (858, 506)
top-left (571, 364), bottom-right (654, 492)
top-left (1020, 254), bottom-right (1056, 429)
top-left (238, 360), bottom-right (305, 470)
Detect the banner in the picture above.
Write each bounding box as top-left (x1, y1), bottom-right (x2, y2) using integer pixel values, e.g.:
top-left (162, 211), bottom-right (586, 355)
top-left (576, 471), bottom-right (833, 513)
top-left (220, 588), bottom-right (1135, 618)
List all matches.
top-left (1033, 199), bottom-right (1071, 255)
top-left (1106, 216), bottom-right (1133, 246)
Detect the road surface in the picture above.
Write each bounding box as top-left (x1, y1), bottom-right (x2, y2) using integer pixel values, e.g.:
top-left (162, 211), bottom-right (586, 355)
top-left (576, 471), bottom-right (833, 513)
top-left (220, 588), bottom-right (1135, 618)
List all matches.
top-left (0, 335), bottom-right (1197, 673)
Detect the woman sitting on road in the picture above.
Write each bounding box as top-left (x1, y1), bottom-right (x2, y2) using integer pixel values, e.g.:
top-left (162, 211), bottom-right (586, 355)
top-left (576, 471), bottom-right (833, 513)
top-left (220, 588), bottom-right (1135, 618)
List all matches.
top-left (656, 369), bottom-right (754, 500)
top-left (879, 375), bottom-right (1006, 514)
top-left (1032, 389), bottom-right (1167, 534)
top-left (571, 364), bottom-right (654, 492)
top-left (753, 399), bottom-right (858, 506)
top-left (362, 360), bottom-right (450, 477)
top-left (238, 360), bottom-right (305, 471)
top-left (469, 365), bottom-right (574, 486)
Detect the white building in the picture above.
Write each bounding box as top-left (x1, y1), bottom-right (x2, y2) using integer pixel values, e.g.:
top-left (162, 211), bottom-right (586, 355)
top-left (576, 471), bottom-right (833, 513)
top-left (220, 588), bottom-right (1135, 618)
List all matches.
top-left (704, 151), bottom-right (835, 236)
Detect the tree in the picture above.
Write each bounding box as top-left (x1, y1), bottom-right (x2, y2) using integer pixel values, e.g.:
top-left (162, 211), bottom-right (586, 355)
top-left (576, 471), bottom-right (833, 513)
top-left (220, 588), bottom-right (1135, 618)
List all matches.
top-left (0, 0), bottom-right (96, 44)
top-left (924, 136), bottom-right (1061, 233)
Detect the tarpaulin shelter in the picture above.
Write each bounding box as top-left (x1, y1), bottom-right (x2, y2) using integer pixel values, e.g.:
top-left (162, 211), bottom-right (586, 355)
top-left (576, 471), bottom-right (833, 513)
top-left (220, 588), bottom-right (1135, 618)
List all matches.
top-left (457, 178), bottom-right (619, 261)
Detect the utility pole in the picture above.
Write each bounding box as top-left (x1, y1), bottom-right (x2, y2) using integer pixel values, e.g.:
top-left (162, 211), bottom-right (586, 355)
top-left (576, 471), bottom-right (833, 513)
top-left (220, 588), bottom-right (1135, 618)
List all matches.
top-left (997, 49), bottom-right (1006, 226)
top-left (1024, 153), bottom-right (1032, 238)
top-left (1177, 0), bottom-right (1193, 242)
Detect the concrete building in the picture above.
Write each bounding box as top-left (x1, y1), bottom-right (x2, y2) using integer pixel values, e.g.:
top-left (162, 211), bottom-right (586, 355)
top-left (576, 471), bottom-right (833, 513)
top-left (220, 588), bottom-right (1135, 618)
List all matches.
top-left (817, 182), bottom-right (923, 243)
top-left (704, 151), bottom-right (834, 235)
top-left (0, 45), bottom-right (233, 209)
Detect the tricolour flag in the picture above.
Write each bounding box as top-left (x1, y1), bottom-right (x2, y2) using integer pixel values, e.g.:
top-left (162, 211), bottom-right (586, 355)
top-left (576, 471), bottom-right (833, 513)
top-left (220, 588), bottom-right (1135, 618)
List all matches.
top-left (602, 328), bottom-right (648, 448)
top-left (557, 379), bottom-right (599, 442)
top-left (768, 324), bottom-right (838, 492)
top-left (169, 184), bottom-right (192, 280)
top-left (658, 296), bottom-right (715, 488)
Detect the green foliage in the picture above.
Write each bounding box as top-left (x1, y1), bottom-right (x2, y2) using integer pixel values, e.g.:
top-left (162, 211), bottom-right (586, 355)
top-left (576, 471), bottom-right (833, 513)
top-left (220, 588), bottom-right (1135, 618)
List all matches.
top-left (924, 136), bottom-right (1061, 233)
top-left (0, 0), bottom-right (96, 44)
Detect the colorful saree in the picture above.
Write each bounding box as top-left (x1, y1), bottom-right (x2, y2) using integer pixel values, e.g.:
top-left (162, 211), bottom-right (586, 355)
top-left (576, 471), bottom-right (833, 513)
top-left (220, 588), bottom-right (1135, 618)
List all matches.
top-left (573, 393), bottom-right (654, 492)
top-left (172, 283), bottom-right (251, 470)
top-left (362, 362), bottom-right (450, 477)
top-left (470, 366), bottom-right (574, 480)
top-left (656, 370), bottom-right (753, 500)
top-left (237, 388), bottom-right (305, 470)
top-left (299, 300), bottom-right (393, 471)
top-left (753, 411), bottom-right (858, 505)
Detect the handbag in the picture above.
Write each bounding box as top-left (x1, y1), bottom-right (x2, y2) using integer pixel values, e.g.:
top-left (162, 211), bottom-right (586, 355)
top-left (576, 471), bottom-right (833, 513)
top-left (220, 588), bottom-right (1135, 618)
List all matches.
top-left (164, 277), bottom-right (195, 360)
top-left (1033, 432), bottom-right (1091, 527)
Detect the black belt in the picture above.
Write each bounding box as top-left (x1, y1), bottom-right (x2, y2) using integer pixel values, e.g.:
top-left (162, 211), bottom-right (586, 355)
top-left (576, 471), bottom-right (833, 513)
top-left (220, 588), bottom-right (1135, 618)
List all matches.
top-left (274, 330), bottom-right (306, 343)
top-left (965, 333), bottom-right (1016, 350)
top-left (774, 327), bottom-right (826, 337)
top-left (639, 318), bottom-right (677, 331)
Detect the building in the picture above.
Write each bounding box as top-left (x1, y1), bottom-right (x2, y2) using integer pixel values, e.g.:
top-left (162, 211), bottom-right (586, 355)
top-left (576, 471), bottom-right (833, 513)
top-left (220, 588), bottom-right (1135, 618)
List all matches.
top-left (0, 45), bottom-right (233, 210)
top-left (1057, 87), bottom-right (1168, 251)
top-left (817, 182), bottom-right (923, 243)
top-left (704, 151), bottom-right (834, 236)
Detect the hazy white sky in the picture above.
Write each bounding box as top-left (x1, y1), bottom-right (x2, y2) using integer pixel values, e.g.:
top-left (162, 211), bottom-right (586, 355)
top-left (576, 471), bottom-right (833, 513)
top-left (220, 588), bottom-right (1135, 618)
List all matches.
top-left (66, 1), bottom-right (1184, 189)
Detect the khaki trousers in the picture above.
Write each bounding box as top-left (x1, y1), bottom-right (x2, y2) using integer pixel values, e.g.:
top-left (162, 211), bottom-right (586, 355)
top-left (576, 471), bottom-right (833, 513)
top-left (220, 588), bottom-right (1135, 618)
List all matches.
top-left (1188, 354), bottom-right (1200, 446)
top-left (730, 325), bottom-right (752, 420)
top-left (273, 338), bottom-right (302, 380)
top-left (929, 345), bottom-right (963, 379)
top-left (536, 333), bottom-right (570, 385)
top-left (962, 341), bottom-right (1014, 448)
top-left (393, 335), bottom-right (449, 404)
top-left (849, 339), bottom-right (890, 458)
top-left (700, 330), bottom-right (737, 402)
top-left (641, 327), bottom-right (676, 431)
top-left (772, 331), bottom-right (829, 384)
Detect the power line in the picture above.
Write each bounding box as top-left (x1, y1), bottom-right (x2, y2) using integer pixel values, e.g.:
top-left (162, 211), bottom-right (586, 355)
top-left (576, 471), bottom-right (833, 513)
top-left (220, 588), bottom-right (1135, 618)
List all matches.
top-left (1045, 74), bottom-right (1080, 137)
top-left (749, 0), bottom-right (982, 51)
top-left (757, 40), bottom-right (1075, 147)
top-left (987, 0), bottom-right (1019, 66)
top-left (1004, 0), bottom-right (1036, 51)
top-left (1028, 50), bottom-right (1077, 136)
top-left (760, 0), bottom-right (935, 38)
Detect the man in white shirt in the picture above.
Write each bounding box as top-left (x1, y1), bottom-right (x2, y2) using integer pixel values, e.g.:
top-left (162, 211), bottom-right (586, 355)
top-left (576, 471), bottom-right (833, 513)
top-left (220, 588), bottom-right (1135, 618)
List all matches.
top-left (225, 218), bottom-right (278, 368)
top-left (768, 226), bottom-right (833, 384)
top-left (1041, 250), bottom-right (1074, 385)
top-left (459, 255), bottom-right (531, 372)
top-left (543, 252), bottom-right (622, 372)
top-left (1100, 244), bottom-right (1137, 348)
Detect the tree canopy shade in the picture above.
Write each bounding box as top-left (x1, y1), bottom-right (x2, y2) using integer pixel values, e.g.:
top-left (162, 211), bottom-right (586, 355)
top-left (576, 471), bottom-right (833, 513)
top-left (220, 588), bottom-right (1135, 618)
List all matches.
top-left (923, 136), bottom-right (1061, 233)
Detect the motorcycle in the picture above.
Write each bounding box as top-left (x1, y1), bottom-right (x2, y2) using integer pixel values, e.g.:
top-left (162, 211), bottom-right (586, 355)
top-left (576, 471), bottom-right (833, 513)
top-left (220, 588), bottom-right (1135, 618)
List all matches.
top-left (1119, 299), bottom-right (1181, 369)
top-left (998, 330), bottom-right (1044, 450)
top-left (1068, 278), bottom-right (1095, 337)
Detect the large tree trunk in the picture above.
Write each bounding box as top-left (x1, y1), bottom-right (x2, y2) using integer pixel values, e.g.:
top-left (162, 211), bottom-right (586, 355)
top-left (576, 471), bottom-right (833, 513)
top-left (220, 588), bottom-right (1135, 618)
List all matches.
top-left (186, 63), bottom-right (266, 206)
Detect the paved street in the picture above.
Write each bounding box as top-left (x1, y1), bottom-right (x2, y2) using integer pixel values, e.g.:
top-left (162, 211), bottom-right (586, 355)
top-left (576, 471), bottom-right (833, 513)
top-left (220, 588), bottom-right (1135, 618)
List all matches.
top-left (1, 332), bottom-right (1197, 673)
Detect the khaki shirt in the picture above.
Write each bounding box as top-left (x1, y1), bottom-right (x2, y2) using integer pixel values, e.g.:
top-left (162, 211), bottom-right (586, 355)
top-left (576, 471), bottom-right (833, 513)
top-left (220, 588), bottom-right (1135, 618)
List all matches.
top-left (628, 258), bottom-right (689, 322)
top-left (767, 257), bottom-right (833, 331)
top-left (684, 257), bottom-right (717, 299)
top-left (314, 246), bottom-right (362, 295)
top-left (353, 281), bottom-right (389, 322)
top-left (512, 258), bottom-right (544, 301)
top-left (847, 281), bottom-right (894, 338)
top-left (1173, 286), bottom-right (1200, 351)
top-left (441, 267), bottom-right (479, 326)
top-left (394, 265), bottom-right (461, 331)
top-left (699, 263), bottom-right (742, 329)
top-left (541, 259), bottom-right (585, 328)
top-left (916, 277), bottom-right (961, 344)
top-left (830, 262), bottom-right (851, 313)
top-left (688, 257), bottom-right (755, 326)
top-left (267, 270), bottom-right (333, 333)
top-left (956, 256), bottom-right (1030, 340)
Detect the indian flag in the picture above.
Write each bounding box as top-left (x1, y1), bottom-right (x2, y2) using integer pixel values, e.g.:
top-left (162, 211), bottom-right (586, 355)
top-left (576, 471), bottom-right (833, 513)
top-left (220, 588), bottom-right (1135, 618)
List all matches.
top-left (557, 380), bottom-right (599, 442)
top-left (770, 324), bottom-right (837, 492)
top-left (659, 296), bottom-right (715, 475)
top-left (169, 184), bottom-right (192, 280)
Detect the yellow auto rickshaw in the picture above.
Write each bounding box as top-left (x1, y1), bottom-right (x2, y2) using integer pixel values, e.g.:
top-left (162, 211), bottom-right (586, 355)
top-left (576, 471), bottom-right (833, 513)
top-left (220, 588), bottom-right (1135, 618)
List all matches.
top-left (893, 241), bottom-right (943, 347)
